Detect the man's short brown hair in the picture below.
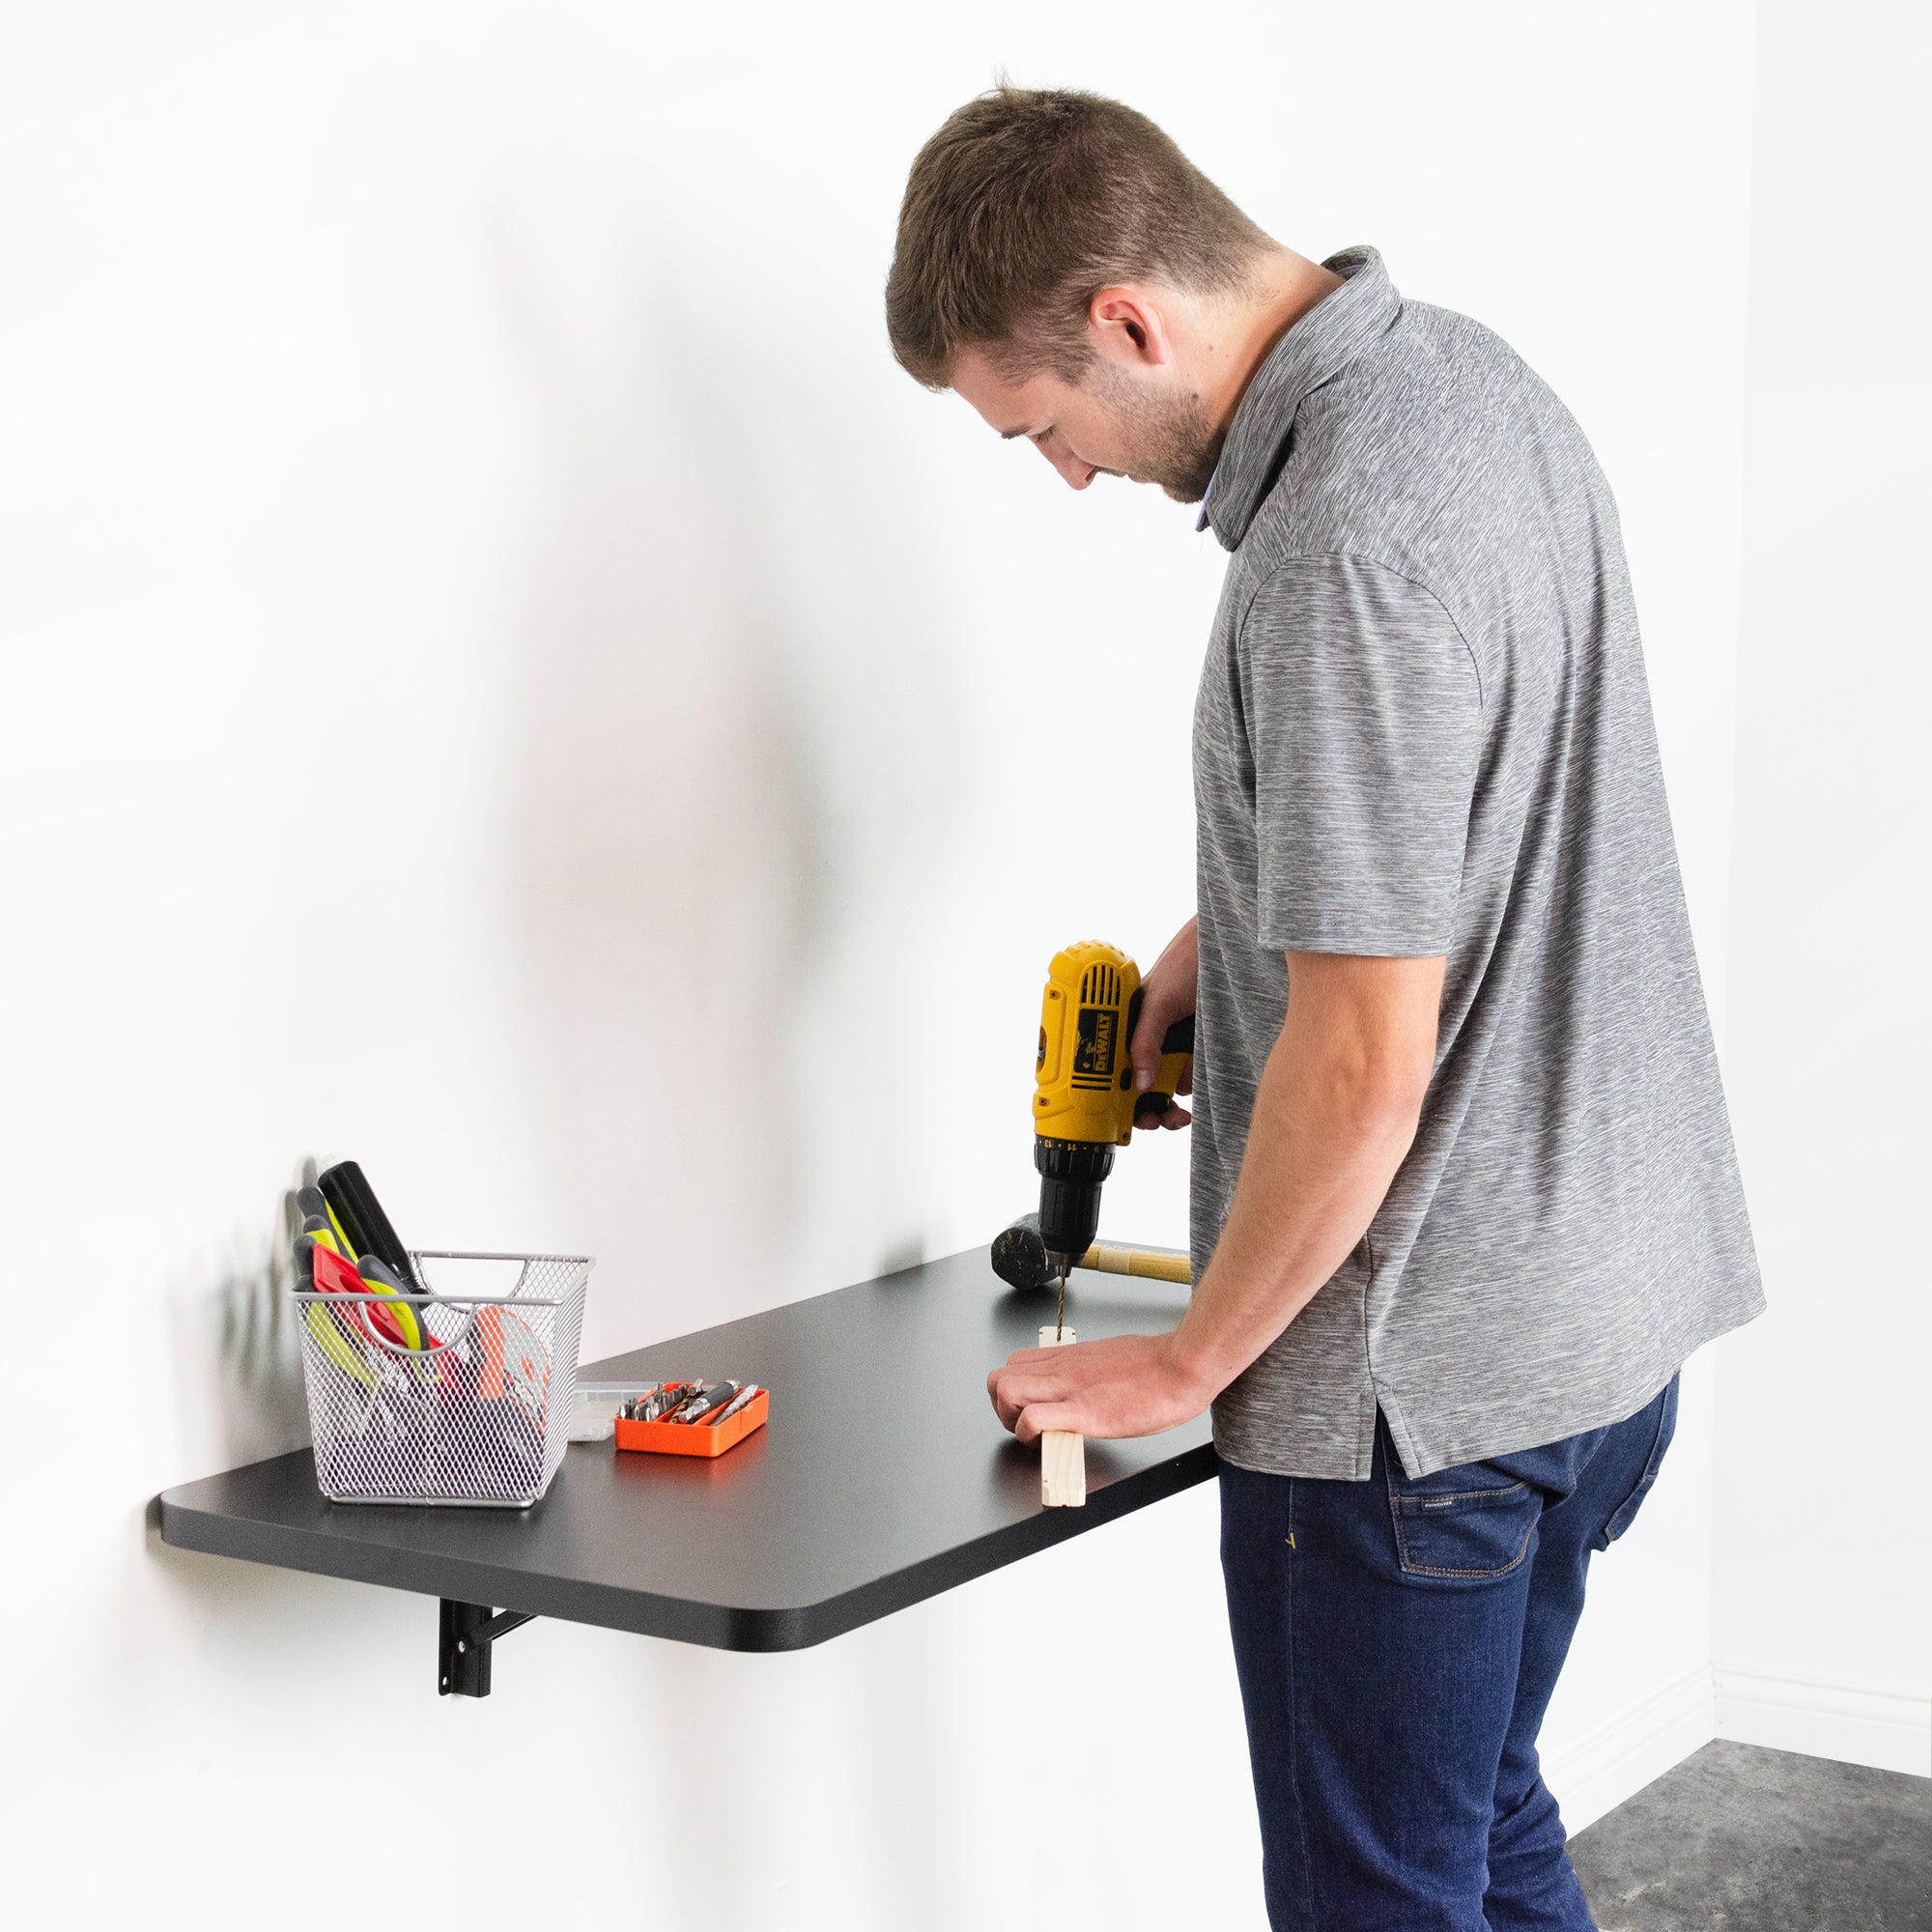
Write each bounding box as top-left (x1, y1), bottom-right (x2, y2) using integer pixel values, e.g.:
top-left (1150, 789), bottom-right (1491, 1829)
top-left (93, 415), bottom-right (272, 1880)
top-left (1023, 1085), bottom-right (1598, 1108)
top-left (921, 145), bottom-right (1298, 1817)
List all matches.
top-left (886, 87), bottom-right (1270, 390)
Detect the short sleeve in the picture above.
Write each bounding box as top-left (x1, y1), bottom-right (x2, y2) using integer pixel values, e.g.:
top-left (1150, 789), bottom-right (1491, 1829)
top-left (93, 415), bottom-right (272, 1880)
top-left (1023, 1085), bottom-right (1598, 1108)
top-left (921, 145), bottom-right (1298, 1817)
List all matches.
top-left (1239, 554), bottom-right (1481, 954)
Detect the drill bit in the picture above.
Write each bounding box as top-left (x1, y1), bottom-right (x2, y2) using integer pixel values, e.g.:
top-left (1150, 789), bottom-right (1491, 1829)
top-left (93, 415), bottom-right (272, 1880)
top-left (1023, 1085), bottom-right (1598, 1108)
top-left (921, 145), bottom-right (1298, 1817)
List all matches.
top-left (1055, 1260), bottom-right (1068, 1342)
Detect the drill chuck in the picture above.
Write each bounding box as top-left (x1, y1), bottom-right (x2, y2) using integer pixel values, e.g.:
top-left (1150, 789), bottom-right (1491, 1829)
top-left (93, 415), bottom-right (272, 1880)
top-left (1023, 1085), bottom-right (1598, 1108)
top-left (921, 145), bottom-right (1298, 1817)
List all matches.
top-left (1034, 1137), bottom-right (1115, 1268)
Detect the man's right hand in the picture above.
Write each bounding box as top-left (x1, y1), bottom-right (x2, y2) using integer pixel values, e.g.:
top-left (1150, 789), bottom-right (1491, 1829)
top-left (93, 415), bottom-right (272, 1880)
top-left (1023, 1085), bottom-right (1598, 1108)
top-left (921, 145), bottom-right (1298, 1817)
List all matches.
top-left (1129, 915), bottom-right (1199, 1129)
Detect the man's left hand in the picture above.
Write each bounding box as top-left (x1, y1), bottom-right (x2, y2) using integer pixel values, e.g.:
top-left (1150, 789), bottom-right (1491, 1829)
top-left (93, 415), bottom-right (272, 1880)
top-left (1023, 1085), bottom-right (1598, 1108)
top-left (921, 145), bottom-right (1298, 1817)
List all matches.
top-left (986, 1331), bottom-right (1211, 1442)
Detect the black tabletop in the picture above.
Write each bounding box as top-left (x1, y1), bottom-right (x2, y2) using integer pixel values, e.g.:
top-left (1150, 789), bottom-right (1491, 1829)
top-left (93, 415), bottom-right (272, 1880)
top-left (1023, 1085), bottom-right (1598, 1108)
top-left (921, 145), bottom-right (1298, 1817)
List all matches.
top-left (157, 1246), bottom-right (1217, 1650)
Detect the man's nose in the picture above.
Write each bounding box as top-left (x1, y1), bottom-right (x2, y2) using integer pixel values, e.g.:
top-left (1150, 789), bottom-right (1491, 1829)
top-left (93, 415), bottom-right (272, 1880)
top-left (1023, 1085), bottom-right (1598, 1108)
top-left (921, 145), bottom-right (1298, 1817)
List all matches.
top-left (1043, 445), bottom-right (1095, 490)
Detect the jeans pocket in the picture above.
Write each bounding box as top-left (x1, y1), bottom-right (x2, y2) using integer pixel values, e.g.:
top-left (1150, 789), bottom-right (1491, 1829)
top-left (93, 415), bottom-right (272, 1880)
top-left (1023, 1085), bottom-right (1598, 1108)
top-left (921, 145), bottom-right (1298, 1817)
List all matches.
top-left (1598, 1376), bottom-right (1680, 1549)
top-left (1385, 1460), bottom-right (1542, 1581)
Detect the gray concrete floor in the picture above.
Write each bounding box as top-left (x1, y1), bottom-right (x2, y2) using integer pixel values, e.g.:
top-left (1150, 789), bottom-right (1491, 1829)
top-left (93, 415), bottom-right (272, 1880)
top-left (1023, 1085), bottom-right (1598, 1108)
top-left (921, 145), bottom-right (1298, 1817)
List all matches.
top-left (1568, 1740), bottom-right (1932, 1931)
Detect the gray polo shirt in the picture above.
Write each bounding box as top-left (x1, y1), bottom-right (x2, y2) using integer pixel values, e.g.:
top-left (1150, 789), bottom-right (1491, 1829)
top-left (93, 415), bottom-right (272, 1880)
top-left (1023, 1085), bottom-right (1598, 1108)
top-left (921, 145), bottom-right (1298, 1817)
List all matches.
top-left (1192, 246), bottom-right (1762, 1481)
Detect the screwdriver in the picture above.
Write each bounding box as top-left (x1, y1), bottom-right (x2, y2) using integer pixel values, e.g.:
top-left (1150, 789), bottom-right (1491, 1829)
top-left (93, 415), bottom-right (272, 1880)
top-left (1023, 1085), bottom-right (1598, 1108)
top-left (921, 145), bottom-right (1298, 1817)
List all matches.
top-left (670, 1380), bottom-right (742, 1425)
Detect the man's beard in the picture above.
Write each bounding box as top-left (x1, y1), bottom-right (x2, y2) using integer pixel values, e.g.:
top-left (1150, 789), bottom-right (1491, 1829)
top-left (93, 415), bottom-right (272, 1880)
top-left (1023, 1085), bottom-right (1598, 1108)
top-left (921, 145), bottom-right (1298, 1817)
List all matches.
top-left (1086, 362), bottom-right (1224, 504)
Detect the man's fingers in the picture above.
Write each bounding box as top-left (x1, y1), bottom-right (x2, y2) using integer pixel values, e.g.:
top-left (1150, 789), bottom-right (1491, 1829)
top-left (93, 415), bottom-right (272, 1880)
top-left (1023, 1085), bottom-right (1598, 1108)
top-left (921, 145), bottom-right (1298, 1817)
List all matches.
top-left (991, 1333), bottom-right (1157, 1435)
top-left (991, 1377), bottom-right (1080, 1439)
top-left (1014, 1401), bottom-right (1084, 1444)
top-left (992, 1366), bottom-right (1072, 1410)
top-left (990, 1328), bottom-right (1195, 1447)
top-left (1000, 1342), bottom-right (1090, 1373)
top-left (987, 1366), bottom-right (1035, 1433)
top-left (1129, 990), bottom-right (1188, 1091)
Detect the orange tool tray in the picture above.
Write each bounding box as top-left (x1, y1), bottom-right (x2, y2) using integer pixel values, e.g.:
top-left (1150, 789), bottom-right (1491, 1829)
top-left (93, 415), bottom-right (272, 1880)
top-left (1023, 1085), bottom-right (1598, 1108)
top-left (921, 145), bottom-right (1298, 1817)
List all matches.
top-left (614, 1388), bottom-right (769, 1458)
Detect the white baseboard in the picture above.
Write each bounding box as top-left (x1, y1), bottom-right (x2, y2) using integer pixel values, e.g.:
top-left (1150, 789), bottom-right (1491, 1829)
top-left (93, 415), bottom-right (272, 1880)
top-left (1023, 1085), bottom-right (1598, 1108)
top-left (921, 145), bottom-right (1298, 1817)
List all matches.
top-left (1715, 1666), bottom-right (1932, 1776)
top-left (1540, 1664), bottom-right (1931, 1839)
top-left (1546, 1666), bottom-right (1717, 1835)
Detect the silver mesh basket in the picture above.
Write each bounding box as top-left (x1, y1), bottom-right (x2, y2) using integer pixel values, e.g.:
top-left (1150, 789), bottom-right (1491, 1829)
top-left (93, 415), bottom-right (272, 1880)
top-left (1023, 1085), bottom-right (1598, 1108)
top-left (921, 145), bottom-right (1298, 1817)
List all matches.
top-left (293, 1250), bottom-right (591, 1508)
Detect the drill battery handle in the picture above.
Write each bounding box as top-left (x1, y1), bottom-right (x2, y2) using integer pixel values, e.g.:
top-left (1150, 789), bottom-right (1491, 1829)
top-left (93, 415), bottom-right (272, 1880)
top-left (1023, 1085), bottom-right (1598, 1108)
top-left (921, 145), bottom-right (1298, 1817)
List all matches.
top-left (1030, 940), bottom-right (1195, 1270)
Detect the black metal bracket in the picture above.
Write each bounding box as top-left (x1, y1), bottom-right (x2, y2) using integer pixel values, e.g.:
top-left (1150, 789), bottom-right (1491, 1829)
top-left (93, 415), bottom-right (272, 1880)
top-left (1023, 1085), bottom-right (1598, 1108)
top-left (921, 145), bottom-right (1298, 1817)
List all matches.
top-left (439, 1598), bottom-right (536, 1697)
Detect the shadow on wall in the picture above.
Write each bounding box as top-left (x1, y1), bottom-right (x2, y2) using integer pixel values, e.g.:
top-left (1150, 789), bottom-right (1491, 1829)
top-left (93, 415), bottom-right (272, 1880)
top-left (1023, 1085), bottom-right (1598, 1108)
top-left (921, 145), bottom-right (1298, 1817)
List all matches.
top-left (163, 1178), bottom-right (310, 1474)
top-left (483, 131), bottom-right (964, 1352)
top-left (485, 156), bottom-right (819, 1353)
top-left (478, 130), bottom-right (976, 1909)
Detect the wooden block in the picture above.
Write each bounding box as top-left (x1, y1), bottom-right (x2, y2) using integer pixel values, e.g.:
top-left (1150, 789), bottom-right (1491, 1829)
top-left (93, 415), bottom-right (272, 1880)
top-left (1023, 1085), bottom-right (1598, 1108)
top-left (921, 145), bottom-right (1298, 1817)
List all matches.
top-left (1038, 1325), bottom-right (1086, 1508)
top-left (1041, 1429), bottom-right (1085, 1508)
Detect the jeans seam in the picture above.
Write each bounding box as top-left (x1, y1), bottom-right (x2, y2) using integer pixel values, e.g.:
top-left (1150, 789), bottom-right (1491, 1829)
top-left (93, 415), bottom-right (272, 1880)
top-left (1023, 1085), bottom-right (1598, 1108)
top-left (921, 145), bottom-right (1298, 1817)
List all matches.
top-left (1287, 1478), bottom-right (1321, 1928)
top-left (1394, 1538), bottom-right (1535, 1580)
top-left (1398, 1482), bottom-right (1529, 1507)
top-left (1601, 1383), bottom-right (1675, 1546)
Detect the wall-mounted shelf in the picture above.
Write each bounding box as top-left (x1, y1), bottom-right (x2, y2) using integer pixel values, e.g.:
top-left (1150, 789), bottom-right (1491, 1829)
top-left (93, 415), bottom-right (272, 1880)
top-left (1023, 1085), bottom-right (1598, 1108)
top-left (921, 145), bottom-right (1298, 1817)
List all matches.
top-left (157, 1247), bottom-right (1217, 1694)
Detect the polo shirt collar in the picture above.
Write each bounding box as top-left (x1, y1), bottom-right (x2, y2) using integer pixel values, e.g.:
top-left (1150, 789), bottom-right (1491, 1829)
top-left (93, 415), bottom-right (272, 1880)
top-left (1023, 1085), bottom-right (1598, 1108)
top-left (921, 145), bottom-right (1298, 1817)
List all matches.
top-left (1197, 245), bottom-right (1401, 550)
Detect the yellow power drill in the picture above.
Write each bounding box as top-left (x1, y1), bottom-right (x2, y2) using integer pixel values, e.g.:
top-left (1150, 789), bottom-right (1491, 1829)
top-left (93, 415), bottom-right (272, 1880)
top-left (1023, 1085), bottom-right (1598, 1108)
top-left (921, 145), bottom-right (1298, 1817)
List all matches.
top-left (1030, 939), bottom-right (1195, 1334)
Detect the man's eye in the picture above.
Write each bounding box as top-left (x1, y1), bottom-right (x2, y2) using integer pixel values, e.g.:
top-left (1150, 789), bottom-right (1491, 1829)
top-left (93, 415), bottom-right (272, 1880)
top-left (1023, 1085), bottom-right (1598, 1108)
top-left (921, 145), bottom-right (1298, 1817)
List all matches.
top-left (1032, 429), bottom-right (1052, 446)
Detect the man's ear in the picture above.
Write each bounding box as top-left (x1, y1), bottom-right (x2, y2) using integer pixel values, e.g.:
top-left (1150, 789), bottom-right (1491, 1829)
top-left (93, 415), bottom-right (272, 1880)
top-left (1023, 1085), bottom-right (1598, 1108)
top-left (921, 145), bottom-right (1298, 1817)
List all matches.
top-left (1088, 286), bottom-right (1175, 369)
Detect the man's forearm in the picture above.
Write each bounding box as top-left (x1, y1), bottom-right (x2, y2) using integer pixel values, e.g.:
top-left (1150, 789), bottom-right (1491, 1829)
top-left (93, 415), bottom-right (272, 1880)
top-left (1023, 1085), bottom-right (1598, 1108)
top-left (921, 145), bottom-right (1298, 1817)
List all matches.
top-left (1167, 953), bottom-right (1440, 1399)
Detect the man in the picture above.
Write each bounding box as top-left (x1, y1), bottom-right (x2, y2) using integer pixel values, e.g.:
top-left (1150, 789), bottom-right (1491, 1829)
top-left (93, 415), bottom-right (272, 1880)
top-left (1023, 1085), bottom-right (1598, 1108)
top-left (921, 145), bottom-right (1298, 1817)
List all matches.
top-left (886, 88), bottom-right (1762, 1931)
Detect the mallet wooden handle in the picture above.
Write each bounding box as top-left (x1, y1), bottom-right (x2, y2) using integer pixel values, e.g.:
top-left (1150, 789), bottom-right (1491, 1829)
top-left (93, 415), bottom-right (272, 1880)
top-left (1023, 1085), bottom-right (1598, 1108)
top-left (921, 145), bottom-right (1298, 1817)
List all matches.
top-left (1038, 1325), bottom-right (1085, 1507)
top-left (1081, 1242), bottom-right (1190, 1285)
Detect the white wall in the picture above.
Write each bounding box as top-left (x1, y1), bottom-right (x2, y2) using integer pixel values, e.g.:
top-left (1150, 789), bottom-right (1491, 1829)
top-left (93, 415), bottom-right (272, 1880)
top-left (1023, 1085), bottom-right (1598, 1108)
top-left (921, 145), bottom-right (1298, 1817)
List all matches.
top-left (1713, 0), bottom-right (1932, 1775)
top-left (2, 5), bottom-right (1763, 1924)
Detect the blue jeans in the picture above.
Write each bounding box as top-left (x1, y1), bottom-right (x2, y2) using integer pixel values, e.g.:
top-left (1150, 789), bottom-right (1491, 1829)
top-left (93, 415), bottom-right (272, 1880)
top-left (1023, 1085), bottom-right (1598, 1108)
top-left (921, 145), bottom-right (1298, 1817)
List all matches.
top-left (1219, 1379), bottom-right (1679, 1931)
